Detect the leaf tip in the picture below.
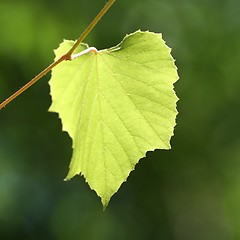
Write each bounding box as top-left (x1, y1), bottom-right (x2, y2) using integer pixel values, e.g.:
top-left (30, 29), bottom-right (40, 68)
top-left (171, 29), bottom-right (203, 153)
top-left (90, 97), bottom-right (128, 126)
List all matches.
top-left (101, 197), bottom-right (110, 211)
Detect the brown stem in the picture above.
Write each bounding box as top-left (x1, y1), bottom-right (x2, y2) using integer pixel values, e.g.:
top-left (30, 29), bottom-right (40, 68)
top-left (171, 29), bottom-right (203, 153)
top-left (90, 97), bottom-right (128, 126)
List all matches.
top-left (0, 55), bottom-right (67, 110)
top-left (0, 0), bottom-right (116, 110)
top-left (66, 0), bottom-right (116, 57)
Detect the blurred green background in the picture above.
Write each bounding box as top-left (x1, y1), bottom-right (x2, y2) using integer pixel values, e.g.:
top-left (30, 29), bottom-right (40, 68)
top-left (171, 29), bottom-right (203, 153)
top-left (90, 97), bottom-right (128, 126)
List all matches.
top-left (0, 0), bottom-right (240, 239)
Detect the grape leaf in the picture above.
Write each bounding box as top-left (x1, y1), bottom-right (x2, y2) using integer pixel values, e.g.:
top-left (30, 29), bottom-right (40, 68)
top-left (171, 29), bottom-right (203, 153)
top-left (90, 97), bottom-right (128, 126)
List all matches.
top-left (49, 30), bottom-right (179, 207)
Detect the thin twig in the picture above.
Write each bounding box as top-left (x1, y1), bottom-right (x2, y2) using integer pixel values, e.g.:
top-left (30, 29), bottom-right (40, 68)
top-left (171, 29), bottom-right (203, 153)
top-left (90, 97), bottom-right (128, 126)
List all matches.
top-left (0, 0), bottom-right (116, 110)
top-left (0, 55), bottom-right (67, 110)
top-left (66, 0), bottom-right (116, 57)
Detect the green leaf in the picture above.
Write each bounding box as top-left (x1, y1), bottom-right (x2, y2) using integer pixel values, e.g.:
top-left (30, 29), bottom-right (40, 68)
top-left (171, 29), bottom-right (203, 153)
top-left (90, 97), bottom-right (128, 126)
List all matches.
top-left (49, 30), bottom-right (179, 207)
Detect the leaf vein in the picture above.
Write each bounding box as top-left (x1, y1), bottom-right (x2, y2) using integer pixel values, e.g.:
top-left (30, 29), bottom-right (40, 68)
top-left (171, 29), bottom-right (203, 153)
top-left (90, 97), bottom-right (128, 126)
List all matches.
top-left (101, 55), bottom-right (169, 148)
